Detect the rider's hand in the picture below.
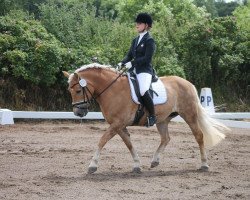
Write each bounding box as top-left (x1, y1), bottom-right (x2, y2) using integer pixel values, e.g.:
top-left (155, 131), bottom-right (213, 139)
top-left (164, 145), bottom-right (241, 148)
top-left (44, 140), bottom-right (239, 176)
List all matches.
top-left (116, 62), bottom-right (125, 70)
top-left (116, 62), bottom-right (122, 70)
top-left (124, 62), bottom-right (132, 69)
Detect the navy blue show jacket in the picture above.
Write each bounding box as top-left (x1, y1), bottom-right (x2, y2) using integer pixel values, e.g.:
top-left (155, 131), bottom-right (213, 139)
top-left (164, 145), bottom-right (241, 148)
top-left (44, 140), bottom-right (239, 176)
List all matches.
top-left (122, 32), bottom-right (156, 75)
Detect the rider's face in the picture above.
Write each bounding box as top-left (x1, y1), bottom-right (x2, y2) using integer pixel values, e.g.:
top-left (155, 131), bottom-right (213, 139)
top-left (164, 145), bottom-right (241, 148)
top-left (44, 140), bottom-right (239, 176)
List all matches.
top-left (136, 22), bottom-right (148, 33)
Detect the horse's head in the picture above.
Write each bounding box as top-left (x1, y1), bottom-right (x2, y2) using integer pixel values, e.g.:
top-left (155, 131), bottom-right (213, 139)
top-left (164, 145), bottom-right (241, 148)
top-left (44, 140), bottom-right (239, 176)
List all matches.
top-left (63, 71), bottom-right (94, 118)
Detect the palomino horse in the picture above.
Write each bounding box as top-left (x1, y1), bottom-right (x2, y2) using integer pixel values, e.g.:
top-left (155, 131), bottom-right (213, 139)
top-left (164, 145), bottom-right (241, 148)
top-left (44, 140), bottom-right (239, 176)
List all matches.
top-left (63, 63), bottom-right (229, 174)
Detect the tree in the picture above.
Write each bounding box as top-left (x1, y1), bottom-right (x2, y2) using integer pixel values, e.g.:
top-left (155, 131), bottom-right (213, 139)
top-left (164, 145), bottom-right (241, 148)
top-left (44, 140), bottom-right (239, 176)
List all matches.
top-left (215, 0), bottom-right (240, 17)
top-left (0, 0), bottom-right (46, 17)
top-left (232, 2), bottom-right (250, 98)
top-left (233, 1), bottom-right (250, 33)
top-left (0, 10), bottom-right (68, 85)
top-left (39, 0), bottom-right (135, 66)
top-left (193, 0), bottom-right (218, 17)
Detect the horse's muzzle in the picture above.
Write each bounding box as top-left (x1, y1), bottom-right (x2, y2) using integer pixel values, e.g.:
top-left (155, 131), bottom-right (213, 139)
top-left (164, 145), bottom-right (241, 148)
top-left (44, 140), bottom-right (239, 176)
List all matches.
top-left (72, 102), bottom-right (90, 117)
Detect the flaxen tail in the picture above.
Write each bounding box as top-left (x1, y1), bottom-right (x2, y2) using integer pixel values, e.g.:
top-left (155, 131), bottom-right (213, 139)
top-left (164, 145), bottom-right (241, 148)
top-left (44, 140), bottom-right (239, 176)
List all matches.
top-left (193, 86), bottom-right (230, 148)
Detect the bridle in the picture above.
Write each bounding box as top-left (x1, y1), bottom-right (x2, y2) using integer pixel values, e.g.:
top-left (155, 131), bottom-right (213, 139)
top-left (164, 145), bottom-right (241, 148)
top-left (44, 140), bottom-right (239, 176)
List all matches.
top-left (71, 67), bottom-right (127, 111)
top-left (70, 80), bottom-right (93, 110)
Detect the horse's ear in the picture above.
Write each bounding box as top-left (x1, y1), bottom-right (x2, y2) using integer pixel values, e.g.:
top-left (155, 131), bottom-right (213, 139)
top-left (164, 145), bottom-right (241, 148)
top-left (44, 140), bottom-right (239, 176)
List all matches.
top-left (62, 71), bottom-right (70, 78)
top-left (73, 72), bottom-right (79, 79)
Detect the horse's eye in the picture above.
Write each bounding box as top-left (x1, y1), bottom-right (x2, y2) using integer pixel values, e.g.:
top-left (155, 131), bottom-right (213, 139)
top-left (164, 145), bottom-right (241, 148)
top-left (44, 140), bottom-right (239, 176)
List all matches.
top-left (76, 90), bottom-right (81, 94)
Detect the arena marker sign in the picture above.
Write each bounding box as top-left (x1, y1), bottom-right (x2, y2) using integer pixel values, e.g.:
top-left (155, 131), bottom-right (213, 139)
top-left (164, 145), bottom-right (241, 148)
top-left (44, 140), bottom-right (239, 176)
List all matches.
top-left (0, 109), bottom-right (14, 125)
top-left (200, 88), bottom-right (215, 114)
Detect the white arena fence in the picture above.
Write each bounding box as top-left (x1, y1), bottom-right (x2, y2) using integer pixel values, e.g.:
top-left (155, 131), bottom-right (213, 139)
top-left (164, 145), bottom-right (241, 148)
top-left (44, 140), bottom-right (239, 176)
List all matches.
top-left (0, 109), bottom-right (250, 129)
top-left (1, 88), bottom-right (249, 129)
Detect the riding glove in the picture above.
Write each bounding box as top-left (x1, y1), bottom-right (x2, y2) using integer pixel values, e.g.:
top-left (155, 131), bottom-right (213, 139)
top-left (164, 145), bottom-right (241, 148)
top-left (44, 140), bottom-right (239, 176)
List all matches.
top-left (116, 62), bottom-right (132, 70)
top-left (116, 62), bottom-right (123, 70)
top-left (124, 62), bottom-right (132, 69)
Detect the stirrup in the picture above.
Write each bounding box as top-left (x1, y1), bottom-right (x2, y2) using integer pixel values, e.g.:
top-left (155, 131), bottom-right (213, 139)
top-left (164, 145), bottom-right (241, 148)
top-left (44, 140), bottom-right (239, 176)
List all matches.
top-left (146, 115), bottom-right (157, 127)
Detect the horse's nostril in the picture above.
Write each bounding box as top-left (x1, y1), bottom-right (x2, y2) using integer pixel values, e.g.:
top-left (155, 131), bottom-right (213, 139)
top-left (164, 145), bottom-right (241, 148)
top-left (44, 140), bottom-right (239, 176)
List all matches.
top-left (77, 113), bottom-right (84, 117)
top-left (74, 108), bottom-right (88, 118)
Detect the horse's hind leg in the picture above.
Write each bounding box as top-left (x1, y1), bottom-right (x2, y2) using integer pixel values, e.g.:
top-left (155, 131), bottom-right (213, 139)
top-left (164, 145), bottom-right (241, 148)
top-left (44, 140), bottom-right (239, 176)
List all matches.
top-left (151, 119), bottom-right (171, 168)
top-left (183, 115), bottom-right (209, 171)
top-left (118, 128), bottom-right (141, 173)
top-left (190, 123), bottom-right (209, 171)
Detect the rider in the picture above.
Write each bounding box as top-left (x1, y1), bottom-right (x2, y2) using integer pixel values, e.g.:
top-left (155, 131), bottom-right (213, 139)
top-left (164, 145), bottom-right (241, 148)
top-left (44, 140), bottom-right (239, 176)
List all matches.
top-left (118, 13), bottom-right (157, 126)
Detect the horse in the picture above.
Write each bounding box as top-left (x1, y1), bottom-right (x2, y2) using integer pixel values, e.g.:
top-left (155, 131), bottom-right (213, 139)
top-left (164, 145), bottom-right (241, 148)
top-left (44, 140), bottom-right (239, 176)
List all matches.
top-left (63, 63), bottom-right (229, 174)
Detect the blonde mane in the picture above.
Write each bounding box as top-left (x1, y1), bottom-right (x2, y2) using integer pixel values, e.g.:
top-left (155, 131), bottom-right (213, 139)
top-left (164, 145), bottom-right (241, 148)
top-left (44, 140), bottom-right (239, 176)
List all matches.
top-left (75, 63), bottom-right (115, 73)
top-left (68, 63), bottom-right (116, 83)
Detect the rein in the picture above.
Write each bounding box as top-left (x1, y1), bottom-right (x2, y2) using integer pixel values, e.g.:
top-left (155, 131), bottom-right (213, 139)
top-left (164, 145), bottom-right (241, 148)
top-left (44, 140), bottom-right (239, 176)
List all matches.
top-left (93, 67), bottom-right (127, 100)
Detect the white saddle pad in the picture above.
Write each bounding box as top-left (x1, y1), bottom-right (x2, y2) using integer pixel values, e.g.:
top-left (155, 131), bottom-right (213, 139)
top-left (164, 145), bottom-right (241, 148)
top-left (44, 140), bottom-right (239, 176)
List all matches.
top-left (127, 73), bottom-right (167, 105)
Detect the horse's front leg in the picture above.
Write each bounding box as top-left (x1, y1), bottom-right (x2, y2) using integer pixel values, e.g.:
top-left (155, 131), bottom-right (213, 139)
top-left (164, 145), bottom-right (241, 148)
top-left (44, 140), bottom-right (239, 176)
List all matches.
top-left (88, 125), bottom-right (117, 174)
top-left (118, 128), bottom-right (141, 173)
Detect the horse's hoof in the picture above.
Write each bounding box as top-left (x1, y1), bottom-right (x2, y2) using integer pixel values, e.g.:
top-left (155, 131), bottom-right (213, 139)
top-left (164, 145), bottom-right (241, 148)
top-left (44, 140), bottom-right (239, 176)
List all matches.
top-left (198, 166), bottom-right (209, 172)
top-left (132, 167), bottom-right (142, 174)
top-left (151, 161), bottom-right (159, 168)
top-left (88, 167), bottom-right (97, 174)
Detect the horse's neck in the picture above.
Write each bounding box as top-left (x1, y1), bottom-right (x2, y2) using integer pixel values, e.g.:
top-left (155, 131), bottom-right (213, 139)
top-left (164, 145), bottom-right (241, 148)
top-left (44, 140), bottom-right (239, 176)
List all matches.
top-left (83, 68), bottom-right (132, 123)
top-left (83, 68), bottom-right (119, 95)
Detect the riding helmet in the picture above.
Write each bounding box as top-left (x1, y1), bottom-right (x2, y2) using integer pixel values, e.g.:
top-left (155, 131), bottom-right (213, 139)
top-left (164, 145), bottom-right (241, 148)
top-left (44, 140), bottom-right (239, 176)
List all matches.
top-left (135, 13), bottom-right (153, 27)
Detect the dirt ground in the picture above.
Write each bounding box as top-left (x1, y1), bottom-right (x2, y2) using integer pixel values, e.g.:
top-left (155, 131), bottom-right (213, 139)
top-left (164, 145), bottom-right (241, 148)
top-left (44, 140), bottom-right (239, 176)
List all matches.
top-left (0, 120), bottom-right (249, 200)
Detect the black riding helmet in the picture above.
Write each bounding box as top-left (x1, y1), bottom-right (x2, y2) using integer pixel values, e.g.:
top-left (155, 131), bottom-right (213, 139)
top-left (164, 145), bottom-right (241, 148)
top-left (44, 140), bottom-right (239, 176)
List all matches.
top-left (135, 13), bottom-right (153, 27)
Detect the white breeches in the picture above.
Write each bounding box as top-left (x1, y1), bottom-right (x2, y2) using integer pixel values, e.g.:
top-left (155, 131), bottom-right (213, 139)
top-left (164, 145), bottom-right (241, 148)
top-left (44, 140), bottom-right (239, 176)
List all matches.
top-left (136, 73), bottom-right (152, 96)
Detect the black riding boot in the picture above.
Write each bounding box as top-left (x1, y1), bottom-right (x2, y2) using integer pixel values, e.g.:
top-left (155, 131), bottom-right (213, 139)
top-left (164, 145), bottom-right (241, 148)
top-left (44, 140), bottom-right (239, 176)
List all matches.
top-left (141, 91), bottom-right (156, 126)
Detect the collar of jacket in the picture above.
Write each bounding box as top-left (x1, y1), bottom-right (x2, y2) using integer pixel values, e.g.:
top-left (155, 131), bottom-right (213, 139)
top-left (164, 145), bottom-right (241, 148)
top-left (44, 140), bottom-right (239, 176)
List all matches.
top-left (136, 32), bottom-right (149, 46)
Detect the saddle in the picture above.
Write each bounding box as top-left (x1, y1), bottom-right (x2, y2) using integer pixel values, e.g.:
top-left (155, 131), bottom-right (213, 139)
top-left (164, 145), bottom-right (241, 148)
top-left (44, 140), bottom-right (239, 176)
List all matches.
top-left (129, 71), bottom-right (158, 104)
top-left (127, 71), bottom-right (167, 125)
